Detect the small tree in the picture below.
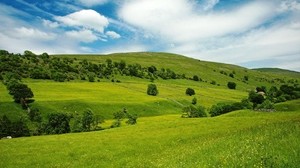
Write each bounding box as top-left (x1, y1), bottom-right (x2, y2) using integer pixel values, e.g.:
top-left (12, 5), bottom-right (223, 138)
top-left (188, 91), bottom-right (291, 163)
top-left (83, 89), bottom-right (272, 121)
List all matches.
top-left (7, 82), bottom-right (34, 109)
top-left (186, 88), bottom-right (195, 96)
top-left (147, 84), bottom-right (158, 96)
top-left (192, 97), bottom-right (197, 105)
top-left (248, 91), bottom-right (265, 108)
top-left (44, 113), bottom-right (71, 134)
top-left (28, 108), bottom-right (42, 122)
top-left (193, 75), bottom-right (199, 81)
top-left (82, 110), bottom-right (94, 131)
top-left (227, 82), bottom-right (236, 89)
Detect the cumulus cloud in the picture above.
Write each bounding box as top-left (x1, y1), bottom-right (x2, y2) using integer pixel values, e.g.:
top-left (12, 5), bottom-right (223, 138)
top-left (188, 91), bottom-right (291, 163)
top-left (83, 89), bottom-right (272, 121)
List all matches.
top-left (106, 31), bottom-right (121, 39)
top-left (65, 29), bottom-right (98, 43)
top-left (118, 0), bottom-right (300, 71)
top-left (55, 9), bottom-right (109, 33)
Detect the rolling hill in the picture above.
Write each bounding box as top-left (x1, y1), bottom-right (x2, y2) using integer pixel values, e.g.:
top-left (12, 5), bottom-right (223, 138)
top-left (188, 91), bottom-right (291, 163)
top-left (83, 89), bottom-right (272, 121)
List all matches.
top-left (1, 51), bottom-right (300, 167)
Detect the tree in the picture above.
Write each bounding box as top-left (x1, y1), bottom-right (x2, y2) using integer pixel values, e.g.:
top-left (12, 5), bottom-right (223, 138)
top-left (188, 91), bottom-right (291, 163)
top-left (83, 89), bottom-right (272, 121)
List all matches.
top-left (182, 105), bottom-right (207, 118)
top-left (0, 115), bottom-right (12, 138)
top-left (229, 73), bottom-right (234, 78)
top-left (28, 108), bottom-right (42, 122)
top-left (82, 110), bottom-right (94, 131)
top-left (186, 88), bottom-right (195, 96)
top-left (193, 75), bottom-right (199, 81)
top-left (126, 113), bottom-right (138, 125)
top-left (227, 82), bottom-right (236, 89)
top-left (44, 113), bottom-right (71, 134)
top-left (147, 84), bottom-right (159, 96)
top-left (248, 91), bottom-right (265, 108)
top-left (7, 82), bottom-right (34, 109)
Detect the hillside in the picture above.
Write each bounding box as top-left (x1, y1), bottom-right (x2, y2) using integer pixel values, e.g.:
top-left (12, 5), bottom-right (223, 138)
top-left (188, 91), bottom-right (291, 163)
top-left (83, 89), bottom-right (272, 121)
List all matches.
top-left (0, 52), bottom-right (299, 120)
top-left (0, 100), bottom-right (299, 167)
top-left (252, 68), bottom-right (300, 78)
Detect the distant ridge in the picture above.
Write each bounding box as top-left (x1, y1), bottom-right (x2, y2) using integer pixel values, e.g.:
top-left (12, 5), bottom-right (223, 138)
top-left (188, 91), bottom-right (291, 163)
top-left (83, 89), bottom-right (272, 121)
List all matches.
top-left (252, 68), bottom-right (300, 78)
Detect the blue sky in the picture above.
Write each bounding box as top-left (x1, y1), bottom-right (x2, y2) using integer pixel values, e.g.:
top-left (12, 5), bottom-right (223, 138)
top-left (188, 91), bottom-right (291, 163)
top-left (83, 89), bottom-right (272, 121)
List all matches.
top-left (0, 0), bottom-right (300, 71)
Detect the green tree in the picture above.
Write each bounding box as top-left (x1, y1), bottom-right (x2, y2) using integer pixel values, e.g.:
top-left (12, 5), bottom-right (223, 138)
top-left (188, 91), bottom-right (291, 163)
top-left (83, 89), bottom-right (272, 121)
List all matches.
top-left (227, 82), bottom-right (236, 89)
top-left (82, 110), bottom-right (94, 131)
top-left (7, 82), bottom-right (34, 109)
top-left (0, 115), bottom-right (12, 138)
top-left (147, 84), bottom-right (159, 96)
top-left (186, 88), bottom-right (195, 96)
top-left (193, 75), bottom-right (199, 81)
top-left (44, 113), bottom-right (71, 134)
top-left (248, 91), bottom-right (265, 108)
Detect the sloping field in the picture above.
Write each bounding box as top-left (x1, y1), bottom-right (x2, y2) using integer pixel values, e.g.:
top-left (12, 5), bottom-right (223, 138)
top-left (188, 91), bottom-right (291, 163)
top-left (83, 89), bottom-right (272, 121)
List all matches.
top-left (0, 100), bottom-right (299, 167)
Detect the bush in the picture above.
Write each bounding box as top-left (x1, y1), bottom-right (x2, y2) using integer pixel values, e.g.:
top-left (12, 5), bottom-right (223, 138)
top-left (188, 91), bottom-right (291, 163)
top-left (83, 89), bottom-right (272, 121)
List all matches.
top-left (182, 105), bottom-right (207, 118)
top-left (126, 113), bottom-right (138, 125)
top-left (256, 100), bottom-right (274, 111)
top-left (227, 82), bottom-right (236, 89)
top-left (192, 97), bottom-right (197, 105)
top-left (44, 113), bottom-right (71, 134)
top-left (186, 88), bottom-right (195, 96)
top-left (147, 84), bottom-right (158, 96)
top-left (28, 108), bottom-right (42, 122)
top-left (193, 75), bottom-right (199, 81)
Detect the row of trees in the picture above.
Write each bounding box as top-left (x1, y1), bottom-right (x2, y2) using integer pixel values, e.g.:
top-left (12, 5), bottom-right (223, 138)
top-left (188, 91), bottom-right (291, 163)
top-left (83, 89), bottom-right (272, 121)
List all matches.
top-left (0, 50), bottom-right (188, 83)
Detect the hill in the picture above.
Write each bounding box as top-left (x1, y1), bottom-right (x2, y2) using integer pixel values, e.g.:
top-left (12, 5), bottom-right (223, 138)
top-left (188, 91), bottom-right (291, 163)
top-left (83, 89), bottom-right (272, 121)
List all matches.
top-left (0, 52), bottom-right (299, 120)
top-left (0, 100), bottom-right (299, 167)
top-left (252, 68), bottom-right (300, 78)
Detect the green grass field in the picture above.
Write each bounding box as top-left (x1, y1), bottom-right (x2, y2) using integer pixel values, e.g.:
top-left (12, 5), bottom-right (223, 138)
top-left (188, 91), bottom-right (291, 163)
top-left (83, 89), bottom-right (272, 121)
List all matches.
top-left (0, 100), bottom-right (299, 167)
top-left (1, 52), bottom-right (299, 167)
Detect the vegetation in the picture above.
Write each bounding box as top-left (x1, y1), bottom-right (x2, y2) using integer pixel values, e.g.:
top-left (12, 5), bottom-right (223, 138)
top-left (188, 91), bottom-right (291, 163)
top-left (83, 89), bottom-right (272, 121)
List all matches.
top-left (147, 84), bottom-right (159, 96)
top-left (227, 81), bottom-right (236, 89)
top-left (186, 88), bottom-right (195, 96)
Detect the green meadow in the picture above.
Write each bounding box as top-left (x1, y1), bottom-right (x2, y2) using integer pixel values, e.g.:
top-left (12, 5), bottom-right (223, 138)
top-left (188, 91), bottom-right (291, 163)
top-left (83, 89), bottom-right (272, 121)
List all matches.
top-left (1, 52), bottom-right (300, 167)
top-left (0, 100), bottom-right (299, 167)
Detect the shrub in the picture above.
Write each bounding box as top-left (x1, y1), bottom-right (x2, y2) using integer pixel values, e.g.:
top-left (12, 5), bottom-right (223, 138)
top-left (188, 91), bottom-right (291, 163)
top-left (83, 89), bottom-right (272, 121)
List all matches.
top-left (28, 108), bottom-right (42, 122)
top-left (227, 82), bottom-right (236, 89)
top-left (126, 114), bottom-right (138, 125)
top-left (147, 84), bottom-right (159, 96)
top-left (229, 73), bottom-right (234, 78)
top-left (256, 100), bottom-right (274, 111)
top-left (210, 80), bottom-right (216, 85)
top-left (186, 88), bottom-right (195, 96)
top-left (44, 113), bottom-right (71, 134)
top-left (192, 97), bottom-right (197, 105)
top-left (182, 105), bottom-right (207, 118)
top-left (193, 75), bottom-right (199, 81)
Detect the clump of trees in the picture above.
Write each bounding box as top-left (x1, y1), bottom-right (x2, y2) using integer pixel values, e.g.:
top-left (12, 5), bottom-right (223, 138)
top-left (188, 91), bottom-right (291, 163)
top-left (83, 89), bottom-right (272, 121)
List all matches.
top-left (182, 105), bottom-right (207, 118)
top-left (209, 99), bottom-right (252, 117)
top-left (0, 116), bottom-right (30, 138)
top-left (111, 108), bottom-right (138, 128)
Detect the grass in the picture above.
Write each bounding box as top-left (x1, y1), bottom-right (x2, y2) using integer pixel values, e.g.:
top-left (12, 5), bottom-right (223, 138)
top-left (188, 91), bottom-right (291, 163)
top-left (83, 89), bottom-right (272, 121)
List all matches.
top-left (0, 78), bottom-right (247, 119)
top-left (0, 100), bottom-right (299, 167)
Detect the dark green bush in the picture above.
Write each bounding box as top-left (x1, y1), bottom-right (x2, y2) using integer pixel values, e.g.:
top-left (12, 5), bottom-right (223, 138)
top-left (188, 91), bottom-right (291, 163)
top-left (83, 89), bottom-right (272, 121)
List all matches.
top-left (147, 84), bottom-right (159, 96)
top-left (186, 88), bottom-right (195, 96)
top-left (182, 105), bottom-right (207, 118)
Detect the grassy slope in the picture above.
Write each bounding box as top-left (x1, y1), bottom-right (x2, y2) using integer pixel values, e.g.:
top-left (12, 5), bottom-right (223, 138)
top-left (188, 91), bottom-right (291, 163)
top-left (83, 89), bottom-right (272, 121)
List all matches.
top-left (253, 68), bottom-right (300, 78)
top-left (0, 100), bottom-right (299, 167)
top-left (1, 52), bottom-right (298, 120)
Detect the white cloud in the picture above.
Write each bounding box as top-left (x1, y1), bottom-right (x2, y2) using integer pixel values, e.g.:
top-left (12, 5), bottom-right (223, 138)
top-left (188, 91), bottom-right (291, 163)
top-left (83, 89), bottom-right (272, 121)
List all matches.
top-left (106, 31), bottom-right (121, 39)
top-left (65, 29), bottom-right (98, 43)
top-left (76, 0), bottom-right (108, 7)
top-left (13, 27), bottom-right (56, 40)
top-left (42, 19), bottom-right (59, 28)
top-left (55, 9), bottom-right (109, 33)
top-left (202, 0), bottom-right (219, 11)
top-left (119, 0), bottom-right (275, 43)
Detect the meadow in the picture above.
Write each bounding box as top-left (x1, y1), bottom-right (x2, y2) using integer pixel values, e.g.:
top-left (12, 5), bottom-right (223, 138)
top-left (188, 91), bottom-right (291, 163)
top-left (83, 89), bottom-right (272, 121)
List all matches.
top-left (1, 52), bottom-right (299, 167)
top-left (0, 100), bottom-right (299, 167)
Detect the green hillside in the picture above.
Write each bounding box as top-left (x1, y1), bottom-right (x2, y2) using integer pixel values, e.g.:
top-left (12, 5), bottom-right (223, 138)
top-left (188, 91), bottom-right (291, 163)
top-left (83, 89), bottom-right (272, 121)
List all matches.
top-left (0, 52), bottom-right (299, 120)
top-left (252, 68), bottom-right (300, 78)
top-left (1, 100), bottom-right (299, 167)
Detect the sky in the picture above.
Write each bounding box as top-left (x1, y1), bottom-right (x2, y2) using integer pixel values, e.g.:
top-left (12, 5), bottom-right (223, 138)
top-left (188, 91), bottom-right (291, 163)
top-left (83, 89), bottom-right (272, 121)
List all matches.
top-left (0, 0), bottom-right (300, 71)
